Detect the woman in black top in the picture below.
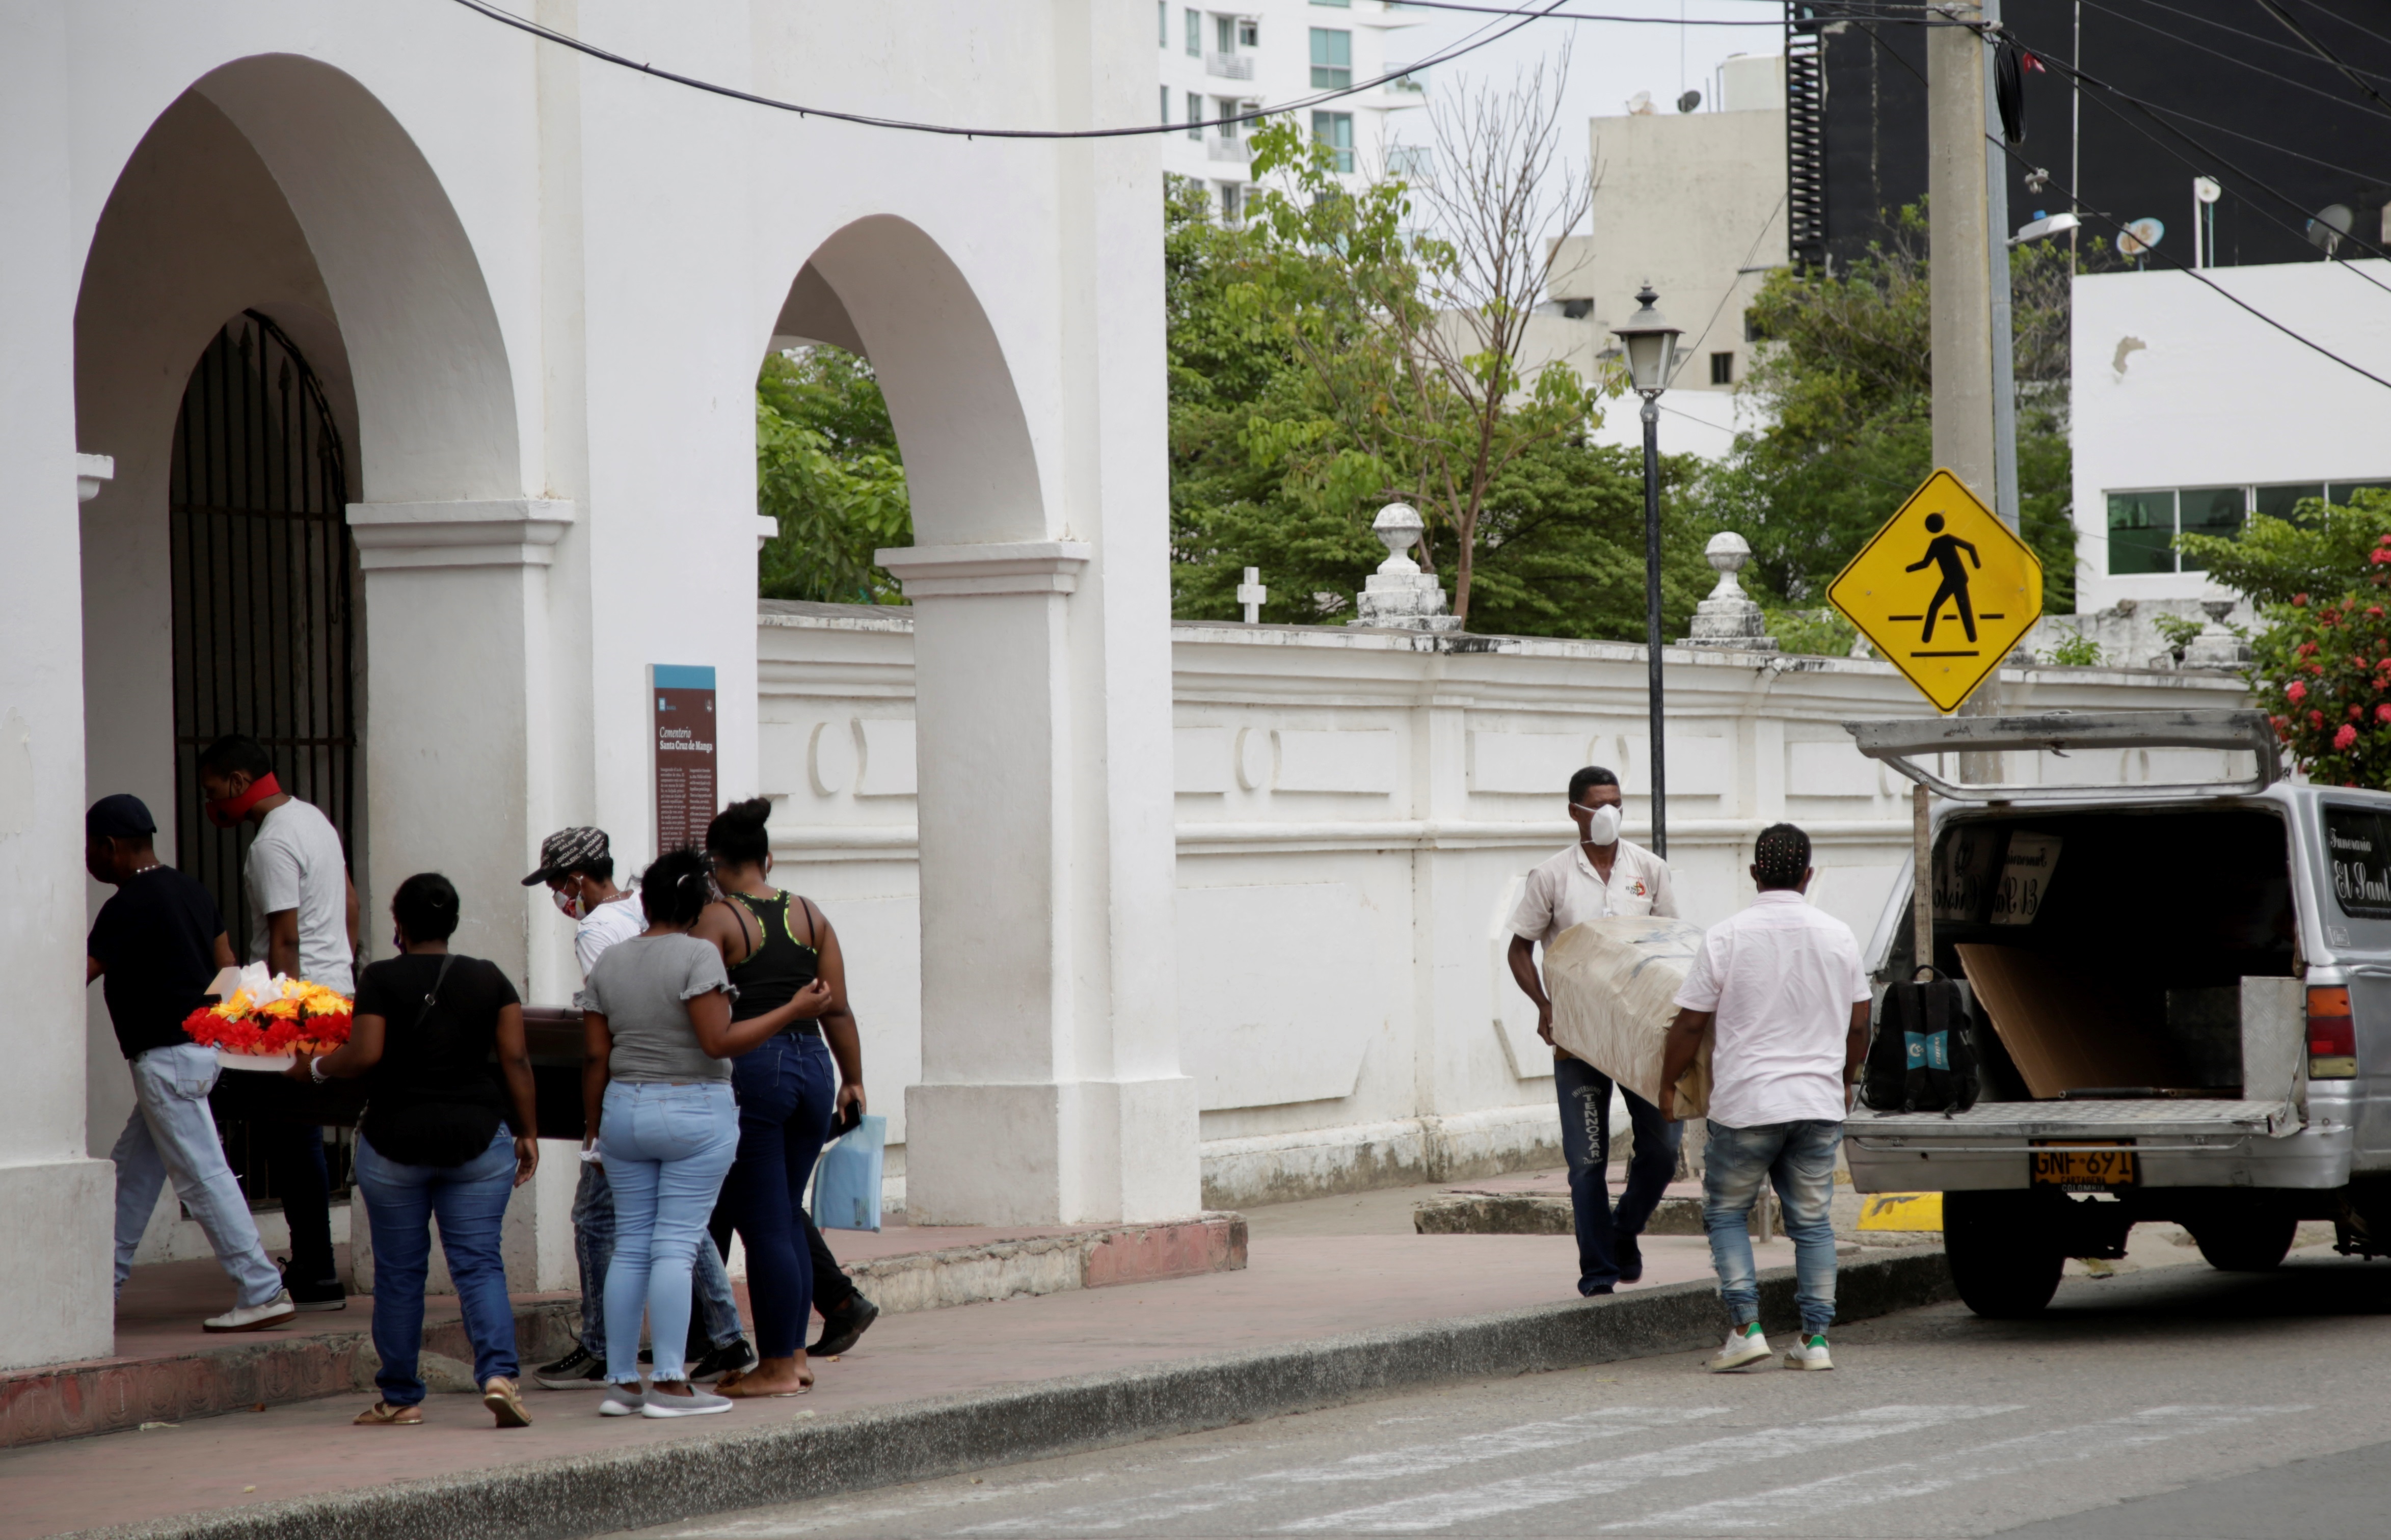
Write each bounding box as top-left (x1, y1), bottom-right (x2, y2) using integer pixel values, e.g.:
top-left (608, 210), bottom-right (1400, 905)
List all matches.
top-left (290, 873), bottom-right (539, 1428)
top-left (703, 799), bottom-right (862, 1397)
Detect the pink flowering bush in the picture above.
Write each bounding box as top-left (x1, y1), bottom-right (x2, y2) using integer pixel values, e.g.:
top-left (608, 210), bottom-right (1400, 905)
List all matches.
top-left (2251, 539), bottom-right (2391, 787)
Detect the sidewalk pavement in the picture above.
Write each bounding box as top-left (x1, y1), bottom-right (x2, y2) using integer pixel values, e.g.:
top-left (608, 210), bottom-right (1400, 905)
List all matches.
top-left (7, 1170), bottom-right (1944, 1540)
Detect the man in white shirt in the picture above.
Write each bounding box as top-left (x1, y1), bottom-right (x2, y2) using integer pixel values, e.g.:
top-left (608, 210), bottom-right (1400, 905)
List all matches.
top-left (1506, 766), bottom-right (1682, 1295)
top-left (1659, 823), bottom-right (1872, 1373)
top-left (197, 734), bottom-right (360, 1313)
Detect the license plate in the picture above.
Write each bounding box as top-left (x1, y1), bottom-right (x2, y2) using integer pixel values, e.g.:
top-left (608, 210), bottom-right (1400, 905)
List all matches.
top-left (2030, 1145), bottom-right (2137, 1191)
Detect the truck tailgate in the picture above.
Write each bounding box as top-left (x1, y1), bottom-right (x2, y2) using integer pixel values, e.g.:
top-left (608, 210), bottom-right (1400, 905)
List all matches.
top-left (1848, 1097), bottom-right (2300, 1145)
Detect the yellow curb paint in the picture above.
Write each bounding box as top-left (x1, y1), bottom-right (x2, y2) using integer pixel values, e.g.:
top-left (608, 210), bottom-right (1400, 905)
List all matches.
top-left (1856, 1193), bottom-right (1944, 1231)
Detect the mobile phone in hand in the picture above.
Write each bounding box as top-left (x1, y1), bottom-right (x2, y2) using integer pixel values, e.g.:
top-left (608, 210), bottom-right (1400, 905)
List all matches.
top-left (835, 1101), bottom-right (864, 1138)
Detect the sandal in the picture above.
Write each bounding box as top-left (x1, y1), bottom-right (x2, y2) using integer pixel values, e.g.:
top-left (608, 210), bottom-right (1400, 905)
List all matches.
top-left (354, 1400), bottom-right (423, 1426)
top-left (482, 1375), bottom-right (533, 1428)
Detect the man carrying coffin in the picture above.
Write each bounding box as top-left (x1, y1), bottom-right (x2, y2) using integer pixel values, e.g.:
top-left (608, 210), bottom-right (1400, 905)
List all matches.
top-left (1505, 766), bottom-right (1684, 1295)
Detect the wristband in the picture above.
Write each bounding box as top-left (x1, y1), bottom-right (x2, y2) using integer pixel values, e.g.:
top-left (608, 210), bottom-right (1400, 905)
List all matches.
top-left (307, 1054), bottom-right (331, 1085)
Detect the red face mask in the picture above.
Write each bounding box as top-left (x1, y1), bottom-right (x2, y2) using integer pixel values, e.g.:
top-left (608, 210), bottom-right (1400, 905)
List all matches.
top-left (205, 771), bottom-right (282, 829)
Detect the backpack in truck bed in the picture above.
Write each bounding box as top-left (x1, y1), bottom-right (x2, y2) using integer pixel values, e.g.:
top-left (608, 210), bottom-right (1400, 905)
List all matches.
top-left (1861, 971), bottom-right (1979, 1114)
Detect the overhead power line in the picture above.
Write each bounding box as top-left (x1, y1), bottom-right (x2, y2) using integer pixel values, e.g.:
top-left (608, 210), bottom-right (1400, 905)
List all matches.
top-left (2253, 0), bottom-right (2391, 117)
top-left (448, 0), bottom-right (1568, 140)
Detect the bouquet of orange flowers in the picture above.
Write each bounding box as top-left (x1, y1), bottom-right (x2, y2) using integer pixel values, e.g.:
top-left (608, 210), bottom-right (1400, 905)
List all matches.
top-left (182, 963), bottom-right (353, 1059)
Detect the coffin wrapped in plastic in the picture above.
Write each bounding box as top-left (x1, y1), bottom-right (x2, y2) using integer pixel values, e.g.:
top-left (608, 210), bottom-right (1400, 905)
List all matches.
top-left (1544, 915), bottom-right (1712, 1120)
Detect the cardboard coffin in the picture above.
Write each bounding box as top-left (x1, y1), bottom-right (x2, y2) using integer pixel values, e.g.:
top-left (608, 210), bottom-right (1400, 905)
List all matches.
top-left (1544, 915), bottom-right (1713, 1119)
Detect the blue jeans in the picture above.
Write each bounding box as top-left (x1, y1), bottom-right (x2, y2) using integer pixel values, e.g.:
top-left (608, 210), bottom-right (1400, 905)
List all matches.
top-left (714, 1032), bottom-right (838, 1358)
top-left (353, 1128), bottom-right (520, 1406)
top-left (600, 1081), bottom-right (739, 1385)
top-left (571, 1159), bottom-right (744, 1358)
top-left (1702, 1118), bottom-right (1842, 1335)
top-left (1555, 1055), bottom-right (1682, 1294)
top-left (112, 1043), bottom-right (283, 1307)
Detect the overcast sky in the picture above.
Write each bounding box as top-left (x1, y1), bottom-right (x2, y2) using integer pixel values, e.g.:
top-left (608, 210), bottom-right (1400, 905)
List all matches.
top-left (1383, 0), bottom-right (1789, 234)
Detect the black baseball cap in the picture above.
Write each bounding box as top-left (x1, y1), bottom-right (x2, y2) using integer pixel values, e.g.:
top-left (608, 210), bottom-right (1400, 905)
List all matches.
top-left (86, 794), bottom-right (158, 841)
top-left (524, 826), bottom-right (612, 885)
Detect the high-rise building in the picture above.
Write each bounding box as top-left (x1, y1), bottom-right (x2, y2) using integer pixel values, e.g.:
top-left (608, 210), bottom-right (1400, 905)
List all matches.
top-left (1154, 0), bottom-right (1427, 218)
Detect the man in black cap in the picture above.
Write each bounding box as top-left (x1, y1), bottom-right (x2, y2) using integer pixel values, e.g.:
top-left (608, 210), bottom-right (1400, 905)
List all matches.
top-left (85, 794), bottom-right (295, 1332)
top-left (523, 827), bottom-right (758, 1388)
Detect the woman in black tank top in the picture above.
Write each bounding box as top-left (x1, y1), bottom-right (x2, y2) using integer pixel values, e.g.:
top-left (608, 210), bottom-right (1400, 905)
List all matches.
top-left (703, 799), bottom-right (868, 1397)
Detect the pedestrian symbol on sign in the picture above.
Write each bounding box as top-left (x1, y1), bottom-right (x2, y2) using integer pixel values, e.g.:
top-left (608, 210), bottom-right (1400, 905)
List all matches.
top-left (1827, 469), bottom-right (2041, 714)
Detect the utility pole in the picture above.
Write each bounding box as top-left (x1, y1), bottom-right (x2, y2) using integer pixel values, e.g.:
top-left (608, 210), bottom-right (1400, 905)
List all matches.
top-left (1982, 0), bottom-right (2020, 530)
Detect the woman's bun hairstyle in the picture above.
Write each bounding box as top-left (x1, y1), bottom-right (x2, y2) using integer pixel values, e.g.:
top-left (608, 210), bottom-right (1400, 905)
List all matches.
top-left (704, 796), bottom-right (774, 869)
top-left (640, 847), bottom-right (715, 928)
top-left (392, 872), bottom-right (462, 942)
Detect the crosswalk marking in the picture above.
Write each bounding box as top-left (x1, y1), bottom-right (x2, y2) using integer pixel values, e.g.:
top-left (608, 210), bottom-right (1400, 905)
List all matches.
top-left (958, 1406), bottom-right (1726, 1534)
top-left (1276, 1404), bottom-right (2020, 1533)
top-left (1615, 1403), bottom-right (2309, 1532)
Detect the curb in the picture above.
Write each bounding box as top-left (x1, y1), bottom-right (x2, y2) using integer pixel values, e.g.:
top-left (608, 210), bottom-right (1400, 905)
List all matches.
top-left (848, 1212), bottom-right (1247, 1315)
top-left (65, 1248), bottom-right (1952, 1540)
top-left (0, 1302), bottom-right (580, 1451)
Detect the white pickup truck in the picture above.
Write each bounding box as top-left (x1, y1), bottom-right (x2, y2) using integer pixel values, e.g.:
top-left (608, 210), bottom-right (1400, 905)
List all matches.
top-left (1842, 709), bottom-right (2385, 1317)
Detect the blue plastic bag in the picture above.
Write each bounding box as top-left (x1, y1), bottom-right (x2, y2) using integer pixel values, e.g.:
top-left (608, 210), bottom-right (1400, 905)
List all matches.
top-left (811, 1113), bottom-right (886, 1232)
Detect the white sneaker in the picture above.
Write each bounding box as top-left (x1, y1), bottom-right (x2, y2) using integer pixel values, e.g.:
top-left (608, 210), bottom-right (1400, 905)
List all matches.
top-left (1784, 1333), bottom-right (1835, 1371)
top-left (202, 1290), bottom-right (297, 1334)
top-left (599, 1384), bottom-right (645, 1417)
top-left (641, 1385), bottom-right (733, 1419)
top-left (1707, 1323), bottom-right (1772, 1372)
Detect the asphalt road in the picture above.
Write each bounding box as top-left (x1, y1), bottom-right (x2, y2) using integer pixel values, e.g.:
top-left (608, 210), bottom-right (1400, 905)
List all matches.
top-left (611, 1255), bottom-right (2391, 1540)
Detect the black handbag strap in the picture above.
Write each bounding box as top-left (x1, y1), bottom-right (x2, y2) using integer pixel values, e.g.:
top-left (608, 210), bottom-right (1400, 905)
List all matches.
top-left (414, 952), bottom-right (456, 1031)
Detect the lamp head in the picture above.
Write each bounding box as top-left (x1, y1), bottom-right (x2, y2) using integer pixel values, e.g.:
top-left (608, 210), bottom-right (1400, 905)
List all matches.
top-left (1611, 284), bottom-right (1681, 396)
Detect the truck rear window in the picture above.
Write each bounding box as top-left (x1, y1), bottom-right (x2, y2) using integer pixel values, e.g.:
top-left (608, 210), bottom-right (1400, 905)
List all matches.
top-left (2324, 805), bottom-right (2391, 918)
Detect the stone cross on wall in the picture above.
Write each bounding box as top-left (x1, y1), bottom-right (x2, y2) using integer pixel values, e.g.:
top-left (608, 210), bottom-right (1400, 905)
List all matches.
top-left (1237, 566), bottom-right (1268, 624)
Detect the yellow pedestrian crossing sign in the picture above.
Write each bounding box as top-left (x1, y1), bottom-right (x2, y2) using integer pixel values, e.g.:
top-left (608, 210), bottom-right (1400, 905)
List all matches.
top-left (1829, 469), bottom-right (2043, 714)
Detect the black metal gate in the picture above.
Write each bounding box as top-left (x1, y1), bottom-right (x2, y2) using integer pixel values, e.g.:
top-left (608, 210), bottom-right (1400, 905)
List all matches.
top-left (169, 311), bottom-right (359, 960)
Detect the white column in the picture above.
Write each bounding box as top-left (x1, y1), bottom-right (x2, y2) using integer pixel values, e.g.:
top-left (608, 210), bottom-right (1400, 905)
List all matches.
top-left (345, 498), bottom-right (580, 1288)
top-left (884, 542), bottom-right (1201, 1226)
top-left (0, 5), bottom-right (114, 1371)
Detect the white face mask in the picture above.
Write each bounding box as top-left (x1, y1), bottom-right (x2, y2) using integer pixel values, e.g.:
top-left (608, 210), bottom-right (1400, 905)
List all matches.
top-left (551, 887), bottom-right (585, 921)
top-left (1576, 802), bottom-right (1623, 846)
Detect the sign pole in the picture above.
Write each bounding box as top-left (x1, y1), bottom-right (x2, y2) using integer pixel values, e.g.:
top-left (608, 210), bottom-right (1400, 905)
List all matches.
top-left (1642, 395), bottom-right (1668, 858)
top-left (1913, 782), bottom-right (1934, 975)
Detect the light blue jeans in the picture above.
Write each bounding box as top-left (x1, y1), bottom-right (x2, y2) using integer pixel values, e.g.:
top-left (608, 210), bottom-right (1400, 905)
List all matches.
top-left (571, 1157), bottom-right (745, 1358)
top-left (354, 1128), bottom-right (519, 1406)
top-left (112, 1042), bottom-right (283, 1308)
top-left (1702, 1118), bottom-right (1843, 1335)
top-left (599, 1081), bottom-right (739, 1386)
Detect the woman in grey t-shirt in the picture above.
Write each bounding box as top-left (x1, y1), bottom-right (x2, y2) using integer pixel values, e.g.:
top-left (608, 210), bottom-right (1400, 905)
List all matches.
top-left (580, 849), bottom-right (790, 1418)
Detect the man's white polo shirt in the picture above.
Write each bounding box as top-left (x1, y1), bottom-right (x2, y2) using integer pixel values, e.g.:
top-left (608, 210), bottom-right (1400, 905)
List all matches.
top-left (1671, 888), bottom-right (1870, 1128)
top-left (1509, 839), bottom-right (1677, 947)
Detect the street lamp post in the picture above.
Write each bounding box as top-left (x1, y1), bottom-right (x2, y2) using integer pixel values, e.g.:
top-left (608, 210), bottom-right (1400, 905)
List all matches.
top-left (1613, 284), bottom-right (1682, 857)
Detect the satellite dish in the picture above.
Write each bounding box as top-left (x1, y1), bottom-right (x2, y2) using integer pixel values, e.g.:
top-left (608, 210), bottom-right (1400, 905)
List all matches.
top-left (2309, 202), bottom-right (2354, 258)
top-left (2193, 176), bottom-right (2222, 205)
top-left (1677, 89), bottom-right (1702, 113)
top-left (2119, 217), bottom-right (2165, 258)
top-left (1627, 90), bottom-right (1654, 115)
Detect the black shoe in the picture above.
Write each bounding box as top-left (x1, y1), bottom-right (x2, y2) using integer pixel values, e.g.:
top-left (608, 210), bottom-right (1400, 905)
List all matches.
top-left (809, 1292), bottom-right (880, 1357)
top-left (534, 1344), bottom-right (606, 1390)
top-left (1582, 1284), bottom-right (1615, 1296)
top-left (280, 1258), bottom-right (346, 1312)
top-left (690, 1338), bottom-right (757, 1384)
top-left (1617, 1234), bottom-right (1645, 1285)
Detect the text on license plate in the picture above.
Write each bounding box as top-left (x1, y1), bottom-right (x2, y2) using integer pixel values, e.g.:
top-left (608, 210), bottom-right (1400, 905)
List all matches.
top-left (2030, 1146), bottom-right (2138, 1189)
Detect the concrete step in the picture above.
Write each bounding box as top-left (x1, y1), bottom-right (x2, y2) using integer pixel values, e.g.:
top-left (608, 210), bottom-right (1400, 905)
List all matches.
top-left (1414, 1187), bottom-right (1779, 1237)
top-left (842, 1211), bottom-right (1247, 1316)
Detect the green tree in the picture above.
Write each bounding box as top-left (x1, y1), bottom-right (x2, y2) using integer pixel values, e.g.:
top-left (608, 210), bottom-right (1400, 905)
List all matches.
top-left (756, 347), bottom-right (911, 605)
top-left (1693, 208), bottom-right (2082, 613)
top-left (2176, 492), bottom-right (2391, 607)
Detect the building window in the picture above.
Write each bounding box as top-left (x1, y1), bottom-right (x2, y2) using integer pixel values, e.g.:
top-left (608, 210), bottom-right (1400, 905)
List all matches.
top-left (1239, 18), bottom-right (1260, 45)
top-left (2107, 491), bottom-right (2178, 575)
top-left (1217, 13), bottom-right (1235, 52)
top-left (1216, 97), bottom-right (1241, 138)
top-left (1159, 0), bottom-right (1167, 45)
top-left (1385, 144), bottom-right (1430, 178)
top-left (2175, 487), bottom-right (2244, 570)
top-left (1161, 86), bottom-right (1171, 124)
top-left (1186, 7), bottom-right (1200, 55)
top-left (1310, 29), bottom-right (1352, 89)
top-left (1709, 351), bottom-right (1735, 386)
top-left (1219, 182), bottom-right (1243, 222)
top-left (1187, 91), bottom-right (1204, 140)
top-left (1313, 0), bottom-right (1352, 7)
top-left (1311, 110), bottom-right (1354, 172)
top-left (2254, 482), bottom-right (2325, 522)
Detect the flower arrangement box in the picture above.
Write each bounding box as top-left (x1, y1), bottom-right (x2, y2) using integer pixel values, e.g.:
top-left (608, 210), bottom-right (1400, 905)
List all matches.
top-left (183, 964), bottom-right (353, 1071)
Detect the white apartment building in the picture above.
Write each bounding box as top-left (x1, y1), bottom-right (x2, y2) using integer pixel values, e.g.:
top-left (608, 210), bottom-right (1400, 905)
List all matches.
top-left (1156, 0), bottom-right (1425, 218)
